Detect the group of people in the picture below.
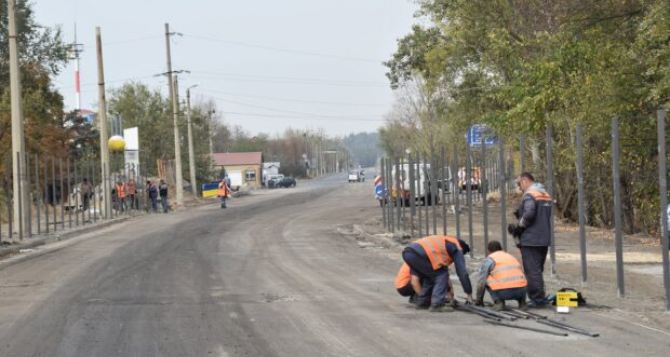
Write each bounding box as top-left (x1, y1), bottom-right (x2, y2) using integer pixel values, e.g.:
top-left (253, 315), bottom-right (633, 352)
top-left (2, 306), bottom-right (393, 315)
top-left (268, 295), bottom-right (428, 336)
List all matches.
top-left (395, 172), bottom-right (552, 311)
top-left (107, 178), bottom-right (170, 214)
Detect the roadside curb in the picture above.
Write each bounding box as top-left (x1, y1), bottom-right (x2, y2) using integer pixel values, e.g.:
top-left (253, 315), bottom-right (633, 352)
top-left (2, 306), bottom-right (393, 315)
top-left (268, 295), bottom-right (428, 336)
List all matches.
top-left (0, 216), bottom-right (133, 261)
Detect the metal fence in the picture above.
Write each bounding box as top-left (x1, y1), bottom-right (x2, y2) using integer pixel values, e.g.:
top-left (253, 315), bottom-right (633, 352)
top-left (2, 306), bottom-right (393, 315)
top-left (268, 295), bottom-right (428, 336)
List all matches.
top-left (378, 111), bottom-right (670, 311)
top-left (0, 151), bottom-right (155, 244)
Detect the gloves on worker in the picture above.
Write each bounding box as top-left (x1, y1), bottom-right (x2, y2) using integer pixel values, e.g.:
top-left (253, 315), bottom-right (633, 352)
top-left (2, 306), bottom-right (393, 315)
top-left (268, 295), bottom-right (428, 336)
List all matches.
top-left (458, 239), bottom-right (471, 255)
top-left (507, 223), bottom-right (525, 238)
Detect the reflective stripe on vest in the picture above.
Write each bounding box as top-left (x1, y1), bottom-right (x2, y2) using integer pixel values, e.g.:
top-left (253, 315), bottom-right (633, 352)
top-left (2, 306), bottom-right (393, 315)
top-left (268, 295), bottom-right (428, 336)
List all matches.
top-left (218, 182), bottom-right (229, 197)
top-left (416, 235), bottom-right (461, 271)
top-left (526, 189), bottom-right (552, 202)
top-left (117, 184), bottom-right (126, 198)
top-left (394, 263), bottom-right (411, 289)
top-left (486, 251), bottom-right (527, 291)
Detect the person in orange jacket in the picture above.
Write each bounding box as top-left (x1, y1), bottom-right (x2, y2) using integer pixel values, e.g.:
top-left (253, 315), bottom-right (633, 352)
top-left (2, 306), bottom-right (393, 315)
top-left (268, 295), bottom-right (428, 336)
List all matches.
top-left (217, 179), bottom-right (231, 209)
top-left (402, 235), bottom-right (473, 312)
top-left (475, 240), bottom-right (528, 311)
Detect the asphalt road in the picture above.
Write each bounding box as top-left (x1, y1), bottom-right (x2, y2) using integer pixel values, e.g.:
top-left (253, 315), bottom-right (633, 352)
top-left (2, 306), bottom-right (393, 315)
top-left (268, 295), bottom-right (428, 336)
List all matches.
top-left (0, 174), bottom-right (668, 356)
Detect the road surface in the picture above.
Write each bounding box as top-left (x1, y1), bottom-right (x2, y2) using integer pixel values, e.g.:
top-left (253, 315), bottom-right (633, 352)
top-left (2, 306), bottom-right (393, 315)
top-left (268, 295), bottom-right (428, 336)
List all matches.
top-left (0, 174), bottom-right (667, 356)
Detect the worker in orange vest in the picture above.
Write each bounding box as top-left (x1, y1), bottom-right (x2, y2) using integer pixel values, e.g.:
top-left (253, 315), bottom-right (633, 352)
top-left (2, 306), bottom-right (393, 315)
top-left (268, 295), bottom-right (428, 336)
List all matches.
top-left (394, 263), bottom-right (420, 303)
top-left (217, 179), bottom-right (231, 209)
top-left (475, 240), bottom-right (528, 311)
top-left (116, 181), bottom-right (127, 212)
top-left (401, 235), bottom-right (473, 312)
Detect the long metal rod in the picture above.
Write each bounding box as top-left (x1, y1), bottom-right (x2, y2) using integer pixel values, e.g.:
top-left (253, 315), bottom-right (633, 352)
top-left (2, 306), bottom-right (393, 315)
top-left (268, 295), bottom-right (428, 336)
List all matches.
top-left (611, 117), bottom-right (625, 297)
top-left (416, 153), bottom-right (428, 236)
top-left (44, 156), bottom-right (48, 234)
top-left (546, 125), bottom-right (556, 275)
top-left (51, 157), bottom-right (56, 232)
top-left (25, 153), bottom-right (31, 238)
top-left (67, 159), bottom-right (72, 228)
top-left (452, 146), bottom-right (461, 242)
top-left (466, 143), bottom-right (473, 248)
top-left (484, 319), bottom-right (568, 337)
top-left (395, 159), bottom-right (402, 232)
top-left (576, 123), bottom-right (588, 284)
top-left (380, 159), bottom-right (386, 229)
top-left (657, 110), bottom-right (670, 311)
top-left (499, 138), bottom-right (508, 250)
top-left (60, 158), bottom-right (65, 230)
top-left (519, 134), bottom-right (526, 173)
top-left (74, 160), bottom-right (79, 227)
top-left (400, 156), bottom-right (407, 232)
top-left (441, 147), bottom-right (447, 235)
top-left (35, 154), bottom-right (40, 234)
top-left (481, 141), bottom-right (489, 251)
top-left (424, 153), bottom-right (430, 235)
top-left (535, 319), bottom-right (599, 337)
top-left (409, 153), bottom-right (416, 237)
top-left (431, 147), bottom-right (437, 234)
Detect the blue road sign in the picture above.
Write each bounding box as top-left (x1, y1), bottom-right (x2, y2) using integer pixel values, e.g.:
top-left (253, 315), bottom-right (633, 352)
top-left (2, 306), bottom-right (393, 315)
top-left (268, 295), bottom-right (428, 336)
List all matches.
top-left (467, 124), bottom-right (497, 147)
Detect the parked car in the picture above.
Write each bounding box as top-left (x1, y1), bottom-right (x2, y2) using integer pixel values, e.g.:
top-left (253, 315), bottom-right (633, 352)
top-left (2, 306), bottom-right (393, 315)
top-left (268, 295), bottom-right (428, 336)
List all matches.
top-left (275, 177), bottom-right (296, 188)
top-left (348, 171), bottom-right (361, 183)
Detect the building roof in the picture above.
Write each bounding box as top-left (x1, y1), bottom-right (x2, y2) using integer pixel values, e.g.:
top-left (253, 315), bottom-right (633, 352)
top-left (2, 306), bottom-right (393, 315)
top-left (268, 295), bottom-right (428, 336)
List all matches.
top-left (212, 152), bottom-right (263, 166)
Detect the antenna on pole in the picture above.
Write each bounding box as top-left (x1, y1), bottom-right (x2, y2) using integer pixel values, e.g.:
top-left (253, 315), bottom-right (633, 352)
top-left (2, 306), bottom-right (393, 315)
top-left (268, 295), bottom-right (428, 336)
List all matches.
top-left (68, 23), bottom-right (84, 111)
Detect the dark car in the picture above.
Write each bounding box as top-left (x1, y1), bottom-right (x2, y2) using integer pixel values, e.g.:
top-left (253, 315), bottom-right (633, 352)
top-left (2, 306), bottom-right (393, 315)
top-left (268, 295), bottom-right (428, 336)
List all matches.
top-left (275, 177), bottom-right (297, 188)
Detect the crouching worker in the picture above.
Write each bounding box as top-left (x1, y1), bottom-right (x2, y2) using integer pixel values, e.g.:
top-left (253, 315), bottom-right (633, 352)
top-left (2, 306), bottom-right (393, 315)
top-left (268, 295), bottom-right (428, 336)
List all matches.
top-left (395, 263), bottom-right (421, 304)
top-left (402, 235), bottom-right (473, 312)
top-left (475, 240), bottom-right (528, 311)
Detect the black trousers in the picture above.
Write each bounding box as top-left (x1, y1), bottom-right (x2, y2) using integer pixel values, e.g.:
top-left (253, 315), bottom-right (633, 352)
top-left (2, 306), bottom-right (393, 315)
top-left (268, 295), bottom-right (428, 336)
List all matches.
top-left (520, 246), bottom-right (548, 302)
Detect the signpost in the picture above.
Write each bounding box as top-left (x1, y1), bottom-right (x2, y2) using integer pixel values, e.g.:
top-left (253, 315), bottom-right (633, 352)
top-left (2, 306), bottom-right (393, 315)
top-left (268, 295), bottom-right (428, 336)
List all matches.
top-left (467, 124), bottom-right (497, 147)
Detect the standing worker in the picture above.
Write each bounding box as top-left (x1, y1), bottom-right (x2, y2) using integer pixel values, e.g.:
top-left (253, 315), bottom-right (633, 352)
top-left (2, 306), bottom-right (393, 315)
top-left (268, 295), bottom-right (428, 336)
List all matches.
top-left (475, 240), bottom-right (527, 310)
top-left (80, 178), bottom-right (92, 211)
top-left (147, 180), bottom-right (158, 213)
top-left (115, 180), bottom-right (126, 212)
top-left (217, 178), bottom-right (231, 209)
top-left (508, 172), bottom-right (553, 308)
top-left (401, 235), bottom-right (473, 312)
top-left (126, 179), bottom-right (137, 210)
top-left (159, 179), bottom-right (169, 213)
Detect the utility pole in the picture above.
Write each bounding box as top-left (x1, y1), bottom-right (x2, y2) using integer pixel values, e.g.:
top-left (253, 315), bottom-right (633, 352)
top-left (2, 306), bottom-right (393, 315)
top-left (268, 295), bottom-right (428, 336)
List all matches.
top-left (96, 27), bottom-right (112, 218)
top-left (186, 85), bottom-right (198, 199)
top-left (165, 23), bottom-right (184, 206)
top-left (69, 23), bottom-right (84, 111)
top-left (9, 0), bottom-right (27, 241)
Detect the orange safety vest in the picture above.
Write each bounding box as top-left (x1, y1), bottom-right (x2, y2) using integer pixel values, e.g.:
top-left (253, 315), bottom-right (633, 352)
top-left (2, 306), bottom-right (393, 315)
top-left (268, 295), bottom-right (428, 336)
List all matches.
top-left (486, 251), bottom-right (528, 291)
top-left (415, 235), bottom-right (462, 271)
top-left (526, 189), bottom-right (552, 202)
top-left (116, 183), bottom-right (126, 198)
top-left (394, 263), bottom-right (411, 289)
top-left (217, 182), bottom-right (230, 197)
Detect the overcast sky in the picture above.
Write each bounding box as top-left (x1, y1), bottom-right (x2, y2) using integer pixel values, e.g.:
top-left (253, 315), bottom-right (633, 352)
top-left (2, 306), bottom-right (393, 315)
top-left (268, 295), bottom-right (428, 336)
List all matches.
top-left (33, 0), bottom-right (417, 137)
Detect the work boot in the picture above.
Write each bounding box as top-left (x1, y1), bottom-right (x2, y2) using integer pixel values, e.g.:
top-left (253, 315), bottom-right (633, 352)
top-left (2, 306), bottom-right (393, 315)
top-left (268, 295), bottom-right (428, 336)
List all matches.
top-left (429, 305), bottom-right (454, 313)
top-left (491, 300), bottom-right (505, 311)
top-left (518, 299), bottom-right (528, 311)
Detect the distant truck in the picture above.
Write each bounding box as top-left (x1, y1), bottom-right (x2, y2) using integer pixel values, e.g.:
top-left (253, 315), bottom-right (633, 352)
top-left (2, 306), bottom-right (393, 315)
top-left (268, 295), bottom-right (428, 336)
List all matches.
top-left (348, 171), bottom-right (361, 183)
top-left (389, 163), bottom-right (452, 206)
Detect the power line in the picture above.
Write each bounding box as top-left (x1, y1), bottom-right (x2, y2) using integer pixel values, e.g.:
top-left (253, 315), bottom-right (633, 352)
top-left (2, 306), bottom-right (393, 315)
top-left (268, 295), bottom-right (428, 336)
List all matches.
top-left (191, 70), bottom-right (386, 86)
top-left (182, 33), bottom-right (382, 63)
top-left (197, 88), bottom-right (387, 107)
top-left (220, 111), bottom-right (384, 122)
top-left (208, 95), bottom-right (383, 121)
top-left (189, 72), bottom-right (387, 88)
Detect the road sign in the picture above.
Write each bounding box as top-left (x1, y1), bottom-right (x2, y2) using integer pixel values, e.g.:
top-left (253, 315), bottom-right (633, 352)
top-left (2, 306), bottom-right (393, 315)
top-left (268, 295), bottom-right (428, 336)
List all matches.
top-left (467, 124), bottom-right (497, 147)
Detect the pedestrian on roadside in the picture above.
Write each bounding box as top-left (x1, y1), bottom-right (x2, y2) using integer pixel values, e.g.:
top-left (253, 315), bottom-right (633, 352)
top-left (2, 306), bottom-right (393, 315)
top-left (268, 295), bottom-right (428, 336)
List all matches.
top-left (401, 235), bottom-right (473, 312)
top-left (475, 240), bottom-right (528, 311)
top-left (217, 178), bottom-right (231, 209)
top-left (116, 180), bottom-right (127, 212)
top-left (126, 179), bottom-right (137, 210)
top-left (147, 180), bottom-right (158, 213)
top-left (80, 177), bottom-right (92, 211)
top-left (507, 172), bottom-right (553, 308)
top-left (159, 179), bottom-right (169, 213)
top-left (374, 175), bottom-right (386, 207)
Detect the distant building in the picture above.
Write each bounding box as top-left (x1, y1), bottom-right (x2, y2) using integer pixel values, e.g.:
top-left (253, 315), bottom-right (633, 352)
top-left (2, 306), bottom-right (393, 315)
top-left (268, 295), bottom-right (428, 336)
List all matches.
top-left (211, 152), bottom-right (263, 189)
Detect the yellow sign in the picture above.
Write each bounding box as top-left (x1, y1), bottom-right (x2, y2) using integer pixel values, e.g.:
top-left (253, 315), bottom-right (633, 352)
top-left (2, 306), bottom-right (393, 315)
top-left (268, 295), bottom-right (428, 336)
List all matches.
top-left (556, 291), bottom-right (579, 307)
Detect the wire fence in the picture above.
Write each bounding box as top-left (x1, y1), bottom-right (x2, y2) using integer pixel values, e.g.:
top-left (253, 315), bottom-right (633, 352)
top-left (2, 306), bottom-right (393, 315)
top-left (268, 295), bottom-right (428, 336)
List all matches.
top-left (378, 111), bottom-right (670, 311)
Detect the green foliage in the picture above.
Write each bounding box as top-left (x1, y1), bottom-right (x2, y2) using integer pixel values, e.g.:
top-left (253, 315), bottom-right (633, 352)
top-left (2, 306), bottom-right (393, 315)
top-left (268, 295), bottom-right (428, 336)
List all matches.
top-left (384, 0), bottom-right (670, 234)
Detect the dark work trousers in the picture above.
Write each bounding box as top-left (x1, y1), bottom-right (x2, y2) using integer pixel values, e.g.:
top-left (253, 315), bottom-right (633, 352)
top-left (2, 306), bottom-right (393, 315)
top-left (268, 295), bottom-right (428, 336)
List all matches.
top-left (402, 245), bottom-right (450, 308)
top-left (487, 286), bottom-right (527, 302)
top-left (520, 246), bottom-right (548, 302)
